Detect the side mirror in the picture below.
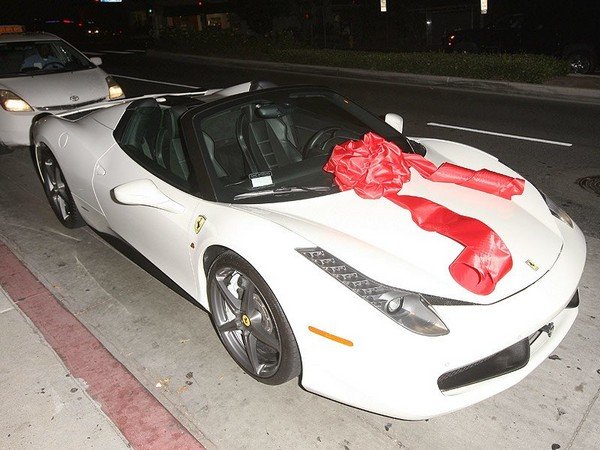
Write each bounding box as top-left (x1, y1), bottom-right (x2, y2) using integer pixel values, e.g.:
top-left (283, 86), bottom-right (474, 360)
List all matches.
top-left (89, 56), bottom-right (103, 66)
top-left (113, 179), bottom-right (185, 214)
top-left (385, 113), bottom-right (404, 134)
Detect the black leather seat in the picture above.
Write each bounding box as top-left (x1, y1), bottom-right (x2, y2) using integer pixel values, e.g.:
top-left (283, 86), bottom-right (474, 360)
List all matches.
top-left (237, 106), bottom-right (302, 171)
top-left (155, 108), bottom-right (189, 181)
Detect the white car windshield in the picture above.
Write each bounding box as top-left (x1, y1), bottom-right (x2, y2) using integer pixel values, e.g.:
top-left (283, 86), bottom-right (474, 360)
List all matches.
top-left (0, 40), bottom-right (94, 77)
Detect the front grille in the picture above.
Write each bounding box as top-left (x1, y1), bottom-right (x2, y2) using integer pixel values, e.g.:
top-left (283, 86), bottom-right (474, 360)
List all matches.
top-left (36, 97), bottom-right (106, 112)
top-left (566, 290), bottom-right (580, 309)
top-left (438, 290), bottom-right (579, 392)
top-left (438, 338), bottom-right (530, 392)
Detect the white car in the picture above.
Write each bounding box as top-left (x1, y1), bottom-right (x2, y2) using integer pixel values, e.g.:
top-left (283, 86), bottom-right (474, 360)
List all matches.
top-left (31, 82), bottom-right (586, 420)
top-left (0, 30), bottom-right (123, 147)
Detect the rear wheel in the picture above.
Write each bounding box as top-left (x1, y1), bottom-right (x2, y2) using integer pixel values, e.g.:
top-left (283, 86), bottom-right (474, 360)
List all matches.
top-left (207, 251), bottom-right (301, 385)
top-left (39, 147), bottom-right (84, 228)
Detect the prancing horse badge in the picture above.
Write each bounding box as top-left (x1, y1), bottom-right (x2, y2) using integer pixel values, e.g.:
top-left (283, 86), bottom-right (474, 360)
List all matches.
top-left (525, 259), bottom-right (539, 271)
top-left (194, 215), bottom-right (206, 234)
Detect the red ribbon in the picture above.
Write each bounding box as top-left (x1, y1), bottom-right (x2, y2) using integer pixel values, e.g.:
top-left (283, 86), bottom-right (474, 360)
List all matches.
top-left (323, 132), bottom-right (525, 295)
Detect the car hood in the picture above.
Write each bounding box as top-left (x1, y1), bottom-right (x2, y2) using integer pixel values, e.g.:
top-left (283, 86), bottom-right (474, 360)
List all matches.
top-left (233, 138), bottom-right (563, 305)
top-left (0, 67), bottom-right (108, 109)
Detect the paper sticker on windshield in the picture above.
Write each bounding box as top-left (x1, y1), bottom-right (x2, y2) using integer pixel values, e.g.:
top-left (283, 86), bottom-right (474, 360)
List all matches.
top-left (250, 171), bottom-right (273, 188)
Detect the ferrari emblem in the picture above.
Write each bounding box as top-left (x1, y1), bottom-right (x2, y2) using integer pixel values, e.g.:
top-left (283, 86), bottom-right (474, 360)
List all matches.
top-left (194, 215), bottom-right (206, 234)
top-left (525, 259), bottom-right (539, 271)
top-left (241, 314), bottom-right (251, 327)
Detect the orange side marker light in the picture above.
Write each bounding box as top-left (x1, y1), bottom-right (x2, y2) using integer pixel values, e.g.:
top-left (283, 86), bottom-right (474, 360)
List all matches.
top-left (308, 326), bottom-right (354, 347)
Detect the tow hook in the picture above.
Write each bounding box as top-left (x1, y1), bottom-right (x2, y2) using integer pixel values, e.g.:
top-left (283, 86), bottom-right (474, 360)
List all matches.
top-left (540, 322), bottom-right (555, 337)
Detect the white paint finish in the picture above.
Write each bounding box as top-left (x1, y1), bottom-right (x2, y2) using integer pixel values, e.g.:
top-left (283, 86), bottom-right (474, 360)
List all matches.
top-left (1, 67), bottom-right (108, 108)
top-left (427, 122), bottom-right (573, 147)
top-left (94, 147), bottom-right (201, 298)
top-left (29, 87), bottom-right (587, 420)
top-left (58, 132), bottom-right (68, 148)
top-left (110, 74), bottom-right (199, 89)
top-left (113, 179), bottom-right (185, 214)
top-left (384, 112), bottom-right (403, 133)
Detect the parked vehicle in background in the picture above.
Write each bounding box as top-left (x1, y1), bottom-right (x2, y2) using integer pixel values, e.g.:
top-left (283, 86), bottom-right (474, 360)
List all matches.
top-left (447, 5), bottom-right (600, 74)
top-left (31, 18), bottom-right (126, 46)
top-left (0, 28), bottom-right (124, 147)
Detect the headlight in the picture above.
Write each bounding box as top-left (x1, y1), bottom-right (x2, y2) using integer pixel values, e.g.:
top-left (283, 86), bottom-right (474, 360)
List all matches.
top-left (0, 90), bottom-right (33, 112)
top-left (106, 76), bottom-right (125, 100)
top-left (540, 191), bottom-right (574, 228)
top-left (297, 248), bottom-right (450, 337)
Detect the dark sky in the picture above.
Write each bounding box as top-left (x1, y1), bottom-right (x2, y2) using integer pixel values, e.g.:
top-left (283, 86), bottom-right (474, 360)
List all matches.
top-left (2, 0), bottom-right (112, 23)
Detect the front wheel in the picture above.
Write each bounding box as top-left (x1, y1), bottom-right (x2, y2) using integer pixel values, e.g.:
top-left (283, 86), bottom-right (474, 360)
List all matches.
top-left (207, 251), bottom-right (301, 385)
top-left (39, 147), bottom-right (84, 228)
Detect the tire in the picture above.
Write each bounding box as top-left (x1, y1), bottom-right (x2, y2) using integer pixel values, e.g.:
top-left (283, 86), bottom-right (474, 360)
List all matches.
top-left (39, 147), bottom-right (84, 228)
top-left (207, 251), bottom-right (301, 385)
top-left (565, 46), bottom-right (597, 74)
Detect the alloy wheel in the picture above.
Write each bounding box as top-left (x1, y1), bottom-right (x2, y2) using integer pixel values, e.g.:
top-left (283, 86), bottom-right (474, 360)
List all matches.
top-left (210, 267), bottom-right (282, 378)
top-left (43, 156), bottom-right (72, 221)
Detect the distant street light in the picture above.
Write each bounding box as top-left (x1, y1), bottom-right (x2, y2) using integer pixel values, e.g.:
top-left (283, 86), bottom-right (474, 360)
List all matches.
top-left (481, 0), bottom-right (488, 15)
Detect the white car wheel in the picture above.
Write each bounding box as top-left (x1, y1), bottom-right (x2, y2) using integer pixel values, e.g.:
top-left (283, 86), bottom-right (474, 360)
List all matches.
top-left (208, 251), bottom-right (301, 385)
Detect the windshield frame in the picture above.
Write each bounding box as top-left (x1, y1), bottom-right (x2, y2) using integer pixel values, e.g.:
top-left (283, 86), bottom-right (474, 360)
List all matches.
top-left (181, 86), bottom-right (414, 204)
top-left (0, 39), bottom-right (96, 78)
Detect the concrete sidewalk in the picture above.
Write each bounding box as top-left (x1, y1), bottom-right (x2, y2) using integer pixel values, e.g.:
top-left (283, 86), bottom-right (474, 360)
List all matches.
top-left (0, 243), bottom-right (205, 450)
top-left (0, 288), bottom-right (129, 449)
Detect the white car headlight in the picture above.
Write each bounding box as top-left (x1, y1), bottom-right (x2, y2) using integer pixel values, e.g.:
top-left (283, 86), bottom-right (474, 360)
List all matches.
top-left (0, 90), bottom-right (33, 112)
top-left (540, 191), bottom-right (574, 228)
top-left (297, 248), bottom-right (450, 337)
top-left (106, 76), bottom-right (125, 100)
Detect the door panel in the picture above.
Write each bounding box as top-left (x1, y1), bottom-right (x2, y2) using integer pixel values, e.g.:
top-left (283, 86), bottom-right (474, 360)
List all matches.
top-left (94, 147), bottom-right (201, 297)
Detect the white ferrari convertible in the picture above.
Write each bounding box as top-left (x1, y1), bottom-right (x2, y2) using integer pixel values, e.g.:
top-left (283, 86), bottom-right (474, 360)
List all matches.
top-left (31, 82), bottom-right (586, 419)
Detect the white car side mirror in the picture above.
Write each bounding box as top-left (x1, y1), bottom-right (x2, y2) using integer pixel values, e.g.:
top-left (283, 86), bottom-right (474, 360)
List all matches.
top-left (113, 179), bottom-right (185, 214)
top-left (89, 56), bottom-right (103, 66)
top-left (385, 113), bottom-right (404, 134)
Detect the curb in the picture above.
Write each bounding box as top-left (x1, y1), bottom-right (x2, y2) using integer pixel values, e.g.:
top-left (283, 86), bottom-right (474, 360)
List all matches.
top-left (0, 241), bottom-right (206, 450)
top-left (148, 50), bottom-right (600, 105)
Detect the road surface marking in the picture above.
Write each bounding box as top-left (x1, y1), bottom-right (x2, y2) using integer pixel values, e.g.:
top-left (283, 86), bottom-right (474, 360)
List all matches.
top-left (427, 122), bottom-right (572, 147)
top-left (111, 74), bottom-right (199, 89)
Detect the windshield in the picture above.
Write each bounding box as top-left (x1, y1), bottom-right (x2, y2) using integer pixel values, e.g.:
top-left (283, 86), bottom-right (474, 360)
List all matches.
top-left (0, 40), bottom-right (94, 77)
top-left (193, 88), bottom-right (413, 203)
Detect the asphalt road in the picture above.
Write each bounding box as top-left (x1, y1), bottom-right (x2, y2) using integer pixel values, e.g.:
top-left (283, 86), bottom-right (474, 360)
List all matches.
top-left (95, 50), bottom-right (600, 239)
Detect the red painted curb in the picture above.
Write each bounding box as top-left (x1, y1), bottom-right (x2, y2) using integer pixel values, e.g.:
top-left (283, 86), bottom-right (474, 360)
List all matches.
top-left (0, 242), bottom-right (205, 450)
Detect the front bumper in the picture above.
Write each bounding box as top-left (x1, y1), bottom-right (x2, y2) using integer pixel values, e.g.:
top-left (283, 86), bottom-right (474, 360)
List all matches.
top-left (285, 219), bottom-right (586, 420)
top-left (0, 109), bottom-right (37, 146)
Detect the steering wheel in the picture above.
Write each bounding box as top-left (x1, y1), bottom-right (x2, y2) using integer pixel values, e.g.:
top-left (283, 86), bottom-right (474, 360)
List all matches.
top-left (42, 61), bottom-right (65, 70)
top-left (302, 126), bottom-right (341, 159)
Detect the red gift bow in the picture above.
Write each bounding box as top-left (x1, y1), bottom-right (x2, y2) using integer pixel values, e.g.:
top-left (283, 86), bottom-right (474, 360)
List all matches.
top-left (323, 132), bottom-right (525, 295)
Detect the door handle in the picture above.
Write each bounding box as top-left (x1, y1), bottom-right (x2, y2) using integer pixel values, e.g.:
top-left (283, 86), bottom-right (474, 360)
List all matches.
top-left (95, 165), bottom-right (106, 176)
